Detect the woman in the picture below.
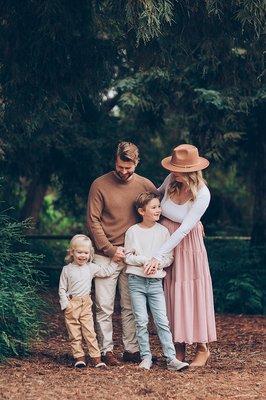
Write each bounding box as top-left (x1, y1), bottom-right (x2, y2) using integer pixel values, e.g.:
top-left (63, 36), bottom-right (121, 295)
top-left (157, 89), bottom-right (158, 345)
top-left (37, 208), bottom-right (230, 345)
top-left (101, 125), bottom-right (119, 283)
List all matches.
top-left (150, 144), bottom-right (217, 367)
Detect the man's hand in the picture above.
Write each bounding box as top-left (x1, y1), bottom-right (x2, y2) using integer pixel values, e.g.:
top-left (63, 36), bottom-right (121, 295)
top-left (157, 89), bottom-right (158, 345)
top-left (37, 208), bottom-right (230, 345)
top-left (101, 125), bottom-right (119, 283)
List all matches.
top-left (112, 246), bottom-right (125, 263)
top-left (143, 258), bottom-right (159, 275)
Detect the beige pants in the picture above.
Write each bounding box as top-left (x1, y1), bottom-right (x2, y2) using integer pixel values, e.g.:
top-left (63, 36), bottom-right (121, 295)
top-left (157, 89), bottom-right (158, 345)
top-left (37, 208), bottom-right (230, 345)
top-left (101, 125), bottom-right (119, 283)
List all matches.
top-left (94, 254), bottom-right (139, 354)
top-left (64, 295), bottom-right (100, 359)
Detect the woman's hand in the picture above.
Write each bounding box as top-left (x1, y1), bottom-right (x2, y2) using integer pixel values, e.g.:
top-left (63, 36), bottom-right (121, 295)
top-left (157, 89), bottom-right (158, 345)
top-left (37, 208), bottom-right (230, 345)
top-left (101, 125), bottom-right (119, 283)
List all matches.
top-left (143, 258), bottom-right (159, 275)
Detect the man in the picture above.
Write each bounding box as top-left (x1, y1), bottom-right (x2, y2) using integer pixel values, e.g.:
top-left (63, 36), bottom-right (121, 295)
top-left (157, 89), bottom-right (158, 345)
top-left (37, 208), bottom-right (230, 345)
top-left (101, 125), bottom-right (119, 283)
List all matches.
top-left (87, 141), bottom-right (156, 365)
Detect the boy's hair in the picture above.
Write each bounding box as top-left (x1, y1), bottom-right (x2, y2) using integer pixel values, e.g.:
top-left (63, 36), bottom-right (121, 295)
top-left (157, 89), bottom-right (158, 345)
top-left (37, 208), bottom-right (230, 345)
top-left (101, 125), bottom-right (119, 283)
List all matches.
top-left (65, 234), bottom-right (95, 263)
top-left (116, 141), bottom-right (140, 164)
top-left (135, 191), bottom-right (161, 213)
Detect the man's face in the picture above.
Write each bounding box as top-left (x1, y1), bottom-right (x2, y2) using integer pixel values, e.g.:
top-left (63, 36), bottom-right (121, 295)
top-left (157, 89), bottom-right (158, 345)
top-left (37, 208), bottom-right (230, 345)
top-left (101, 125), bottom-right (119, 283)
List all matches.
top-left (115, 156), bottom-right (137, 182)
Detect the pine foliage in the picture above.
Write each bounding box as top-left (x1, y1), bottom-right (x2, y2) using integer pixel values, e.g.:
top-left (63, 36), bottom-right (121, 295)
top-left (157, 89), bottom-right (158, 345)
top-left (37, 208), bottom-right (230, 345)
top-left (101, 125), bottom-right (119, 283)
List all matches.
top-left (0, 209), bottom-right (45, 360)
top-left (0, 0), bottom-right (265, 240)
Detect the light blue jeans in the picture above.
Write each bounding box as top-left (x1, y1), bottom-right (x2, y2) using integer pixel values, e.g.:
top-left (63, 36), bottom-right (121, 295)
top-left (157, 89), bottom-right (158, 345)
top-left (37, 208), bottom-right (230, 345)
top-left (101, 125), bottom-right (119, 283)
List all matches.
top-left (128, 274), bottom-right (176, 362)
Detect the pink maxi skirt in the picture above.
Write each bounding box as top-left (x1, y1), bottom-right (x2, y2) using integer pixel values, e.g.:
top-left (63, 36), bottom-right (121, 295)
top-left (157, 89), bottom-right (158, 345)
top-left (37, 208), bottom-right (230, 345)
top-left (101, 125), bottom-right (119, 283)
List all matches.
top-left (161, 218), bottom-right (217, 344)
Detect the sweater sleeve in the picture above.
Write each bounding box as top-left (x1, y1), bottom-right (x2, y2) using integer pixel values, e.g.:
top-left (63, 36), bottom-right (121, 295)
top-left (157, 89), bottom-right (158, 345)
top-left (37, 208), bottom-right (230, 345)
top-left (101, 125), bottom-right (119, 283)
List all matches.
top-left (87, 181), bottom-right (117, 258)
top-left (90, 261), bottom-right (118, 278)
top-left (157, 230), bottom-right (174, 269)
top-left (58, 267), bottom-right (70, 310)
top-left (154, 187), bottom-right (211, 259)
top-left (124, 228), bottom-right (149, 266)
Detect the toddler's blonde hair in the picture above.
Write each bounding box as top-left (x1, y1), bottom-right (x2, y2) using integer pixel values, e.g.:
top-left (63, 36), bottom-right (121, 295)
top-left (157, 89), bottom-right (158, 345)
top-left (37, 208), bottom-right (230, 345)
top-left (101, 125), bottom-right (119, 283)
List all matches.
top-left (65, 234), bottom-right (95, 263)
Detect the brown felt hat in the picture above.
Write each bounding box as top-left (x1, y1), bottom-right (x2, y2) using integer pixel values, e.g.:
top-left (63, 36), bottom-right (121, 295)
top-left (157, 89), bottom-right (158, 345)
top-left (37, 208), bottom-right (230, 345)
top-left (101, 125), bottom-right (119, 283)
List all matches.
top-left (161, 144), bottom-right (209, 172)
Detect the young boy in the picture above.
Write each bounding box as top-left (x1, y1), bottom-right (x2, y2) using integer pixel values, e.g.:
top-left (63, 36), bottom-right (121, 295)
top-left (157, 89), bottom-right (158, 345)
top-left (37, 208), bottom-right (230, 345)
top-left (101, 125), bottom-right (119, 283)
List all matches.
top-left (59, 234), bottom-right (118, 368)
top-left (124, 192), bottom-right (189, 371)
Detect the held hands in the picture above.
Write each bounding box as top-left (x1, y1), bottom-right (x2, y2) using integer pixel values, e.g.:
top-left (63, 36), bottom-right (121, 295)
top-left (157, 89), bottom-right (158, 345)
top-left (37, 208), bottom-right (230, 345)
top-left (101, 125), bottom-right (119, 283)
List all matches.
top-left (143, 258), bottom-right (160, 275)
top-left (112, 246), bottom-right (125, 263)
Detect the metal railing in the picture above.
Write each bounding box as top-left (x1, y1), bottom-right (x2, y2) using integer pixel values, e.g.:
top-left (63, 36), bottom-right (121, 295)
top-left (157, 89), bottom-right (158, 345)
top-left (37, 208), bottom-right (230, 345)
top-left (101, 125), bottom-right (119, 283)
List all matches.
top-left (26, 234), bottom-right (251, 271)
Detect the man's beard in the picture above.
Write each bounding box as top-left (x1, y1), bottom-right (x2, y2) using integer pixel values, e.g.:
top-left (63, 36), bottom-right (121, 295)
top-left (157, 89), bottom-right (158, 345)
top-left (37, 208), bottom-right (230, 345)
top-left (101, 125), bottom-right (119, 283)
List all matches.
top-left (115, 170), bottom-right (134, 182)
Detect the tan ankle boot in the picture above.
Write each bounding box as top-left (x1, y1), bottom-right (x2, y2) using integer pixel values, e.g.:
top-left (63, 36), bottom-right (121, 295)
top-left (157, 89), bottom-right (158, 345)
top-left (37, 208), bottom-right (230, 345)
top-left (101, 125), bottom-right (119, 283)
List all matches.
top-left (174, 342), bottom-right (186, 362)
top-left (190, 343), bottom-right (210, 367)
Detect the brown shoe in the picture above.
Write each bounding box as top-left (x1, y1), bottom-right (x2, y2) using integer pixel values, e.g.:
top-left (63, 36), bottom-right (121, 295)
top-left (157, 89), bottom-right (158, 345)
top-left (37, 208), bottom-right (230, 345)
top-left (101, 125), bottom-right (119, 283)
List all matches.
top-left (175, 342), bottom-right (186, 362)
top-left (190, 343), bottom-right (210, 367)
top-left (91, 357), bottom-right (107, 368)
top-left (102, 351), bottom-right (120, 366)
top-left (122, 351), bottom-right (141, 363)
top-left (74, 356), bottom-right (86, 368)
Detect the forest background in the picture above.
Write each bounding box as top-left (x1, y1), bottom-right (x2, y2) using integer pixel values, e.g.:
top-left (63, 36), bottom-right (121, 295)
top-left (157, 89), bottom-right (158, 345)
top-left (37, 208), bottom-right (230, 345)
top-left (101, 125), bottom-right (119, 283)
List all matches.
top-left (0, 0), bottom-right (265, 359)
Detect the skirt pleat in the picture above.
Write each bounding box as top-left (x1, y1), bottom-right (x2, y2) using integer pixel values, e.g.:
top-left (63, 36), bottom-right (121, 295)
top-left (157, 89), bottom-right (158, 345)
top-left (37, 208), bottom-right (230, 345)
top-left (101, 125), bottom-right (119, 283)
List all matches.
top-left (161, 218), bottom-right (217, 344)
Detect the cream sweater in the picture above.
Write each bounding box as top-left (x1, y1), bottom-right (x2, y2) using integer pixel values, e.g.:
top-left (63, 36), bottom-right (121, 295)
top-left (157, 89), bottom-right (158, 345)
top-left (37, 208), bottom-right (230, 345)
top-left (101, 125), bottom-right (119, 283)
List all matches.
top-left (59, 261), bottom-right (117, 310)
top-left (124, 223), bottom-right (173, 278)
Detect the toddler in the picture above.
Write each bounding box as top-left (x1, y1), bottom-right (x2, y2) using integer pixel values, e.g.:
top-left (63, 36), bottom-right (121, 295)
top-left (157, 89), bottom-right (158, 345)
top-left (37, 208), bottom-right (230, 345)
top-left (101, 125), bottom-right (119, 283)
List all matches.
top-left (59, 234), bottom-right (118, 368)
top-left (124, 192), bottom-right (189, 371)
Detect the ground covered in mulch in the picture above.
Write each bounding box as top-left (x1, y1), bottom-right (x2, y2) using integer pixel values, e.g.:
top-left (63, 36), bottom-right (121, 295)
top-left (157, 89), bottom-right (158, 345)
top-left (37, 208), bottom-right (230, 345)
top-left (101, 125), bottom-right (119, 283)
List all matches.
top-left (0, 291), bottom-right (264, 400)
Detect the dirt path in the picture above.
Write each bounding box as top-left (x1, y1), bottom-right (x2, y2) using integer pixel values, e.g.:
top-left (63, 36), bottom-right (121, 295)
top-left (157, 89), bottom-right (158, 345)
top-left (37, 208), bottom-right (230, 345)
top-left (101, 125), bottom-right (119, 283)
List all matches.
top-left (0, 293), bottom-right (264, 400)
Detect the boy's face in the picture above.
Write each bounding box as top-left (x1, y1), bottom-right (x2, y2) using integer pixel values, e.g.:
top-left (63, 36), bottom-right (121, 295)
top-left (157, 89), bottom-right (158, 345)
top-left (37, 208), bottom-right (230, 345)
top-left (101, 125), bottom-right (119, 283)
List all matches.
top-left (71, 245), bottom-right (91, 266)
top-left (139, 198), bottom-right (161, 222)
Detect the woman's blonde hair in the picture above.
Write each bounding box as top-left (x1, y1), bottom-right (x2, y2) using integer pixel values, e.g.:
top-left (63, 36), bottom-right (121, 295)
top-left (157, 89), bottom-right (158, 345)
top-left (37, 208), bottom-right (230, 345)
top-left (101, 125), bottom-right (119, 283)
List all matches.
top-left (167, 171), bottom-right (207, 201)
top-left (65, 234), bottom-right (95, 263)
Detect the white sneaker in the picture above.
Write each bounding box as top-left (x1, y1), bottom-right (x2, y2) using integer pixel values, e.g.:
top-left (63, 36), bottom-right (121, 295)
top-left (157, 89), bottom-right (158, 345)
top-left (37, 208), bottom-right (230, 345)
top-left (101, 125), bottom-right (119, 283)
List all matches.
top-left (139, 358), bottom-right (153, 370)
top-left (167, 358), bottom-right (189, 371)
top-left (74, 359), bottom-right (86, 368)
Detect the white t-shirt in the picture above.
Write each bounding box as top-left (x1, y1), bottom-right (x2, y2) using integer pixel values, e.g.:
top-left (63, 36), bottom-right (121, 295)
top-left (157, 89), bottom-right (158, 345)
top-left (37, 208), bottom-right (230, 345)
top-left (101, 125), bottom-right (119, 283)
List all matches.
top-left (59, 261), bottom-right (117, 310)
top-left (124, 222), bottom-right (173, 278)
top-left (154, 173), bottom-right (211, 260)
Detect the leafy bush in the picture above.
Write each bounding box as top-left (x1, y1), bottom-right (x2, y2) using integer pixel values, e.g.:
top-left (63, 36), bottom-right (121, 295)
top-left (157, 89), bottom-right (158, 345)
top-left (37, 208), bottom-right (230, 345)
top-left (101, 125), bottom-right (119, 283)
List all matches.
top-left (27, 237), bottom-right (68, 286)
top-left (0, 209), bottom-right (46, 360)
top-left (207, 239), bottom-right (264, 314)
top-left (225, 274), bottom-right (263, 314)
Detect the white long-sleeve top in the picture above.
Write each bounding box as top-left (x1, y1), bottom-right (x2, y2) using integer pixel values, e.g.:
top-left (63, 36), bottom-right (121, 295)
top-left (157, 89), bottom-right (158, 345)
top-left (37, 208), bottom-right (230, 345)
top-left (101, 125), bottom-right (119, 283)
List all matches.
top-left (124, 222), bottom-right (173, 278)
top-left (59, 261), bottom-right (117, 310)
top-left (154, 173), bottom-right (210, 260)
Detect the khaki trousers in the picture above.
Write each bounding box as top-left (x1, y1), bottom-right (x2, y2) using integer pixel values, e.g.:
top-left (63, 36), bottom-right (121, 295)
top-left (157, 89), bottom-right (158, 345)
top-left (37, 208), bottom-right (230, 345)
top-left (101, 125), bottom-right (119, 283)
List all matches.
top-left (64, 295), bottom-right (100, 359)
top-left (94, 254), bottom-right (139, 354)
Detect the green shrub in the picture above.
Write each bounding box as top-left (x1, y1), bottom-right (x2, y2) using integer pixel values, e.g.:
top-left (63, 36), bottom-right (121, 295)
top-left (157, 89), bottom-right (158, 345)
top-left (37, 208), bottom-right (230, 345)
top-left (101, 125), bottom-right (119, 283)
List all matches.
top-left (207, 239), bottom-right (264, 314)
top-left (225, 274), bottom-right (263, 314)
top-left (0, 210), bottom-right (46, 360)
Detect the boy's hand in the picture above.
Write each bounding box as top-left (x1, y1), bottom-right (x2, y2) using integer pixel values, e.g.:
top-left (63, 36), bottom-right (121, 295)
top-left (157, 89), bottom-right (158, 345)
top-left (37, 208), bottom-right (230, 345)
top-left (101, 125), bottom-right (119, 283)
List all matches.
top-left (144, 258), bottom-right (159, 275)
top-left (112, 246), bottom-right (125, 263)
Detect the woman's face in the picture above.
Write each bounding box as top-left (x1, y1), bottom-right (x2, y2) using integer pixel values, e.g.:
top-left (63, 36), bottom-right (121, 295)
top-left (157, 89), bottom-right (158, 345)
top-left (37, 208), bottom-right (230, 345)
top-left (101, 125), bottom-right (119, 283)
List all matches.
top-left (172, 171), bottom-right (186, 183)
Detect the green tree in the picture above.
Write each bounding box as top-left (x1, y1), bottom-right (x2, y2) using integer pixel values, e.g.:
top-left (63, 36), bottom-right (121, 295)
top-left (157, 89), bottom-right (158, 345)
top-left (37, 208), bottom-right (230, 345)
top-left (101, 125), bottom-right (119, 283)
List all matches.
top-left (0, 1), bottom-right (121, 223)
top-left (1, 1), bottom-right (265, 243)
top-left (107, 0), bottom-right (265, 244)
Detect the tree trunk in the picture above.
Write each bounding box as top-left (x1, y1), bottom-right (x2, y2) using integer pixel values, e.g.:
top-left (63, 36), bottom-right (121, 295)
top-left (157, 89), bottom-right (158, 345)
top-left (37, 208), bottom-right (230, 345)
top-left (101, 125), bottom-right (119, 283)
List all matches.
top-left (250, 104), bottom-right (266, 247)
top-left (20, 177), bottom-right (48, 228)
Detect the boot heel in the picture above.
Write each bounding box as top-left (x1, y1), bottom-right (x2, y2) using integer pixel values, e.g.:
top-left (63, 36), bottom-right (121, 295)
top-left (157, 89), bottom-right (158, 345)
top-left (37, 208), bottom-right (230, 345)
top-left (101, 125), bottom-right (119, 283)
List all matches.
top-left (190, 344), bottom-right (210, 367)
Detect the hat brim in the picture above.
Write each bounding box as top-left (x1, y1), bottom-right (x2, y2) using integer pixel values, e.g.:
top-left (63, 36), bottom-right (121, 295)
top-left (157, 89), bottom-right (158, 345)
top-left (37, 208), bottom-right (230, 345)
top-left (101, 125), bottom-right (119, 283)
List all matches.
top-left (161, 156), bottom-right (209, 172)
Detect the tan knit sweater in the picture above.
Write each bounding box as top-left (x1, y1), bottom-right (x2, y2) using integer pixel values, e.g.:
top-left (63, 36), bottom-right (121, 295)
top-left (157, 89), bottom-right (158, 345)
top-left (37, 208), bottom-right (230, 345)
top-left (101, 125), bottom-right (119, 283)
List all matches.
top-left (87, 171), bottom-right (156, 258)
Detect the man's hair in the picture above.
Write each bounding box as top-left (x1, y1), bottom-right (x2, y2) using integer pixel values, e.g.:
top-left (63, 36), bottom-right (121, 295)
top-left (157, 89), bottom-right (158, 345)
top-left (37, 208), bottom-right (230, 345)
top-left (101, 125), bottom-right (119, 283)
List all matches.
top-left (135, 191), bottom-right (161, 212)
top-left (116, 141), bottom-right (139, 164)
